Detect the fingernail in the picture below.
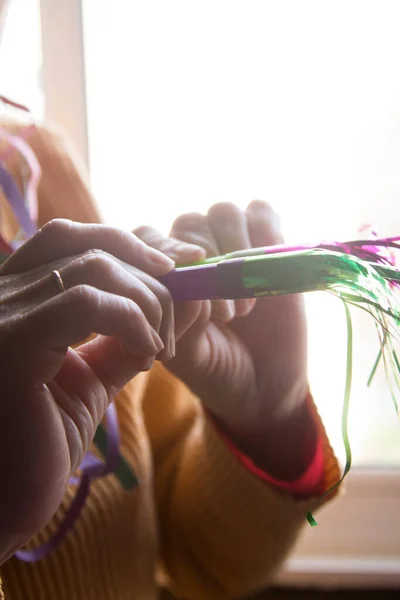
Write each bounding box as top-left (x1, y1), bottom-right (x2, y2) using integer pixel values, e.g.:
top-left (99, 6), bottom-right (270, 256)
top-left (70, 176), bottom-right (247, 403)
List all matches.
top-left (225, 299), bottom-right (236, 320)
top-left (151, 328), bottom-right (165, 353)
top-left (249, 298), bottom-right (257, 310)
top-left (147, 246), bottom-right (175, 269)
top-left (142, 357), bottom-right (155, 371)
top-left (235, 298), bottom-right (256, 317)
top-left (211, 299), bottom-right (235, 322)
top-left (249, 201), bottom-right (281, 230)
top-left (168, 330), bottom-right (176, 358)
top-left (173, 243), bottom-right (205, 261)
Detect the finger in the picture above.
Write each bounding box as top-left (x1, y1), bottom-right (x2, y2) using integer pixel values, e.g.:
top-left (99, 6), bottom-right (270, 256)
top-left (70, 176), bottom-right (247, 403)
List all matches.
top-left (171, 300), bottom-right (213, 360)
top-left (246, 200), bottom-right (284, 247)
top-left (1, 219), bottom-right (174, 277)
top-left (15, 251), bottom-right (175, 360)
top-left (210, 299), bottom-right (236, 323)
top-left (170, 211), bottom-right (239, 318)
top-left (134, 225), bottom-right (206, 264)
top-left (173, 300), bottom-right (204, 340)
top-left (170, 212), bottom-right (220, 257)
top-left (135, 226), bottom-right (224, 341)
top-left (167, 300), bottom-right (213, 378)
top-left (59, 252), bottom-right (175, 360)
top-left (207, 202), bottom-right (254, 317)
top-left (127, 269), bottom-right (175, 360)
top-left (207, 202), bottom-right (251, 254)
top-left (76, 336), bottom-right (154, 396)
top-left (18, 285), bottom-right (165, 384)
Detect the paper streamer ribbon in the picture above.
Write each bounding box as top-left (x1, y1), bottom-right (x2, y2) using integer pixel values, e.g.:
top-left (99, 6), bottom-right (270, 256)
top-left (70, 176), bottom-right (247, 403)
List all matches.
top-left (0, 127), bottom-right (40, 225)
top-left (15, 403), bottom-right (137, 562)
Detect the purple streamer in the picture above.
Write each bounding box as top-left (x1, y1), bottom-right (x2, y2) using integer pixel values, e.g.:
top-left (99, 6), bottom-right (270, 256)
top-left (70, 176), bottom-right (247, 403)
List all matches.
top-left (15, 475), bottom-right (91, 562)
top-left (15, 404), bottom-right (121, 562)
top-left (0, 163), bottom-right (37, 239)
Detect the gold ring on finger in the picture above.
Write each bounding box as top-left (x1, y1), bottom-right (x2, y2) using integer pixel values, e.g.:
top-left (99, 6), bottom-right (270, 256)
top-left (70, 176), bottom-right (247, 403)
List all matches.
top-left (51, 269), bottom-right (66, 294)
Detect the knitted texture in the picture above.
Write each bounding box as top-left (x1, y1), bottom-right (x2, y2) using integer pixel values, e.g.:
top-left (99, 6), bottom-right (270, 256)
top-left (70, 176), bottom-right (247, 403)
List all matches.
top-left (0, 121), bottom-right (340, 600)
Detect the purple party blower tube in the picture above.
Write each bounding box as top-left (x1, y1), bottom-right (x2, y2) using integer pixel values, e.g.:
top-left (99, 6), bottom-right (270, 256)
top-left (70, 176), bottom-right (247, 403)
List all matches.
top-left (159, 259), bottom-right (249, 301)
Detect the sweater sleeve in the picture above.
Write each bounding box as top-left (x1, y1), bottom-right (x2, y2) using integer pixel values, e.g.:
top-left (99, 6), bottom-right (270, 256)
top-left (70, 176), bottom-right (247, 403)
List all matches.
top-left (142, 363), bottom-right (340, 600)
top-left (215, 415), bottom-right (325, 498)
top-left (1, 120), bottom-right (340, 600)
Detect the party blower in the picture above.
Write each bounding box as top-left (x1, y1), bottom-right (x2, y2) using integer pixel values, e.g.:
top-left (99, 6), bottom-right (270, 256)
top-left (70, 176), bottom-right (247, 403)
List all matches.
top-left (160, 236), bottom-right (400, 526)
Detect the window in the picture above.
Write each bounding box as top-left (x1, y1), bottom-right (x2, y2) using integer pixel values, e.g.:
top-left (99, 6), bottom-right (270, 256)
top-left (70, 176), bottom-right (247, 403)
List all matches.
top-left (82, 0), bottom-right (400, 467)
top-left (0, 0), bottom-right (43, 116)
top-left (81, 1), bottom-right (400, 585)
top-left (3, 0), bottom-right (400, 586)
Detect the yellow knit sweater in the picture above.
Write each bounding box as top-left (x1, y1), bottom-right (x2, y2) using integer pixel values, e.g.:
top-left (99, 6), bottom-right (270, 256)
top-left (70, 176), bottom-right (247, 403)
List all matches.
top-left (0, 121), bottom-right (339, 600)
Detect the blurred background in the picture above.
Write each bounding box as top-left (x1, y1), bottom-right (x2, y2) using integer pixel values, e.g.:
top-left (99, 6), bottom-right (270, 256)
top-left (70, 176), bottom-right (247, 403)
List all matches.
top-left (1, 0), bottom-right (399, 591)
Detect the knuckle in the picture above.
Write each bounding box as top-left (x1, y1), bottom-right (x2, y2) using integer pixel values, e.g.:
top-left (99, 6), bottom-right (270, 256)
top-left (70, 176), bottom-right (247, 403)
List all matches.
top-left (82, 250), bottom-right (114, 279)
top-left (129, 234), bottom-right (148, 263)
top-left (67, 284), bottom-right (97, 313)
top-left (123, 297), bottom-right (144, 326)
top-left (146, 294), bottom-right (162, 327)
top-left (153, 280), bottom-right (173, 309)
top-left (82, 248), bottom-right (103, 258)
top-left (208, 201), bottom-right (241, 221)
top-left (133, 225), bottom-right (153, 241)
top-left (152, 286), bottom-right (166, 321)
top-left (132, 228), bottom-right (163, 252)
top-left (248, 199), bottom-right (279, 219)
top-left (113, 228), bottom-right (156, 266)
top-left (128, 283), bottom-right (162, 327)
top-left (248, 199), bottom-right (271, 210)
top-left (172, 212), bottom-right (205, 232)
top-left (40, 218), bottom-right (73, 239)
top-left (111, 226), bottom-right (132, 249)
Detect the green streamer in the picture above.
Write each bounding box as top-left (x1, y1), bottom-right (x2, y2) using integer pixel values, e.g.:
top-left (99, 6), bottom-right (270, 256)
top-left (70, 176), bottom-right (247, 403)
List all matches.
top-left (307, 301), bottom-right (353, 526)
top-left (237, 248), bottom-right (398, 525)
top-left (367, 349), bottom-right (383, 387)
top-left (94, 425), bottom-right (138, 491)
top-left (178, 246), bottom-right (400, 526)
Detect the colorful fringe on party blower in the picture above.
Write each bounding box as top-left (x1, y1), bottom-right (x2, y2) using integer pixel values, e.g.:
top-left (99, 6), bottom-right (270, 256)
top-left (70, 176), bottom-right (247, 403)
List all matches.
top-left (161, 236), bottom-right (400, 524)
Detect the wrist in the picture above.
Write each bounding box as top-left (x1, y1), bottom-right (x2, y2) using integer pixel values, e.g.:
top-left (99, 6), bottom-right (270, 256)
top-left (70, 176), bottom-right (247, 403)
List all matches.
top-left (211, 385), bottom-right (317, 481)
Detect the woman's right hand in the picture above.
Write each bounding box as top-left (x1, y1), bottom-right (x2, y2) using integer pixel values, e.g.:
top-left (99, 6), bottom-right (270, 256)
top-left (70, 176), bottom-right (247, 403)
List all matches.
top-left (0, 219), bottom-right (175, 563)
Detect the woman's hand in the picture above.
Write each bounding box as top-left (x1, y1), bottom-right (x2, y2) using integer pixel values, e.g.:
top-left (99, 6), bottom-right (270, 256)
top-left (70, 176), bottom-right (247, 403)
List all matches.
top-left (0, 218), bottom-right (174, 561)
top-left (135, 201), bottom-right (314, 480)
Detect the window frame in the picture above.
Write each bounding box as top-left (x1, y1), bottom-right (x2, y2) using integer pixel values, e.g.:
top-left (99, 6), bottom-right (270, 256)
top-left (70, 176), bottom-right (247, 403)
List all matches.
top-left (39, 0), bottom-right (400, 588)
top-left (39, 0), bottom-right (89, 166)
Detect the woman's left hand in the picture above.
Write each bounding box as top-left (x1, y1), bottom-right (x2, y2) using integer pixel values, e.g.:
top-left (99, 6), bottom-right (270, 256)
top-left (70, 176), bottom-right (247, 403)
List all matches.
top-left (135, 200), bottom-right (314, 479)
